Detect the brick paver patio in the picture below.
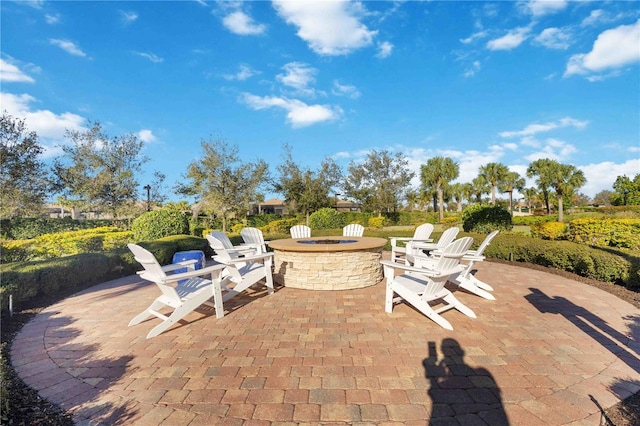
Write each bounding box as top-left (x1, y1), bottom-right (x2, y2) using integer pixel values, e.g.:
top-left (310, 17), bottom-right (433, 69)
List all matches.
top-left (11, 257), bottom-right (640, 425)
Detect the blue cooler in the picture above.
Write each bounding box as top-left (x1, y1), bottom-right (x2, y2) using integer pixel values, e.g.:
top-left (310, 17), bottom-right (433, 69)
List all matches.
top-left (171, 250), bottom-right (205, 276)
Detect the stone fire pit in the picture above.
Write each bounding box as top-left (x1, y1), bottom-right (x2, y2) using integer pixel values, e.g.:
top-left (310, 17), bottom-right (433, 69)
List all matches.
top-left (268, 236), bottom-right (387, 290)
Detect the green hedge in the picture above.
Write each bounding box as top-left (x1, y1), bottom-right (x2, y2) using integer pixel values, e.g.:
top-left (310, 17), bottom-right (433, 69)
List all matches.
top-left (0, 217), bottom-right (123, 240)
top-left (567, 218), bottom-right (640, 250)
top-left (0, 235), bottom-right (212, 310)
top-left (482, 234), bottom-right (639, 289)
top-left (1, 227), bottom-right (134, 263)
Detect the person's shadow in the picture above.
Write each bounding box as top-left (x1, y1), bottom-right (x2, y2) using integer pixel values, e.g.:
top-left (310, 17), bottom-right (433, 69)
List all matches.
top-left (424, 338), bottom-right (509, 425)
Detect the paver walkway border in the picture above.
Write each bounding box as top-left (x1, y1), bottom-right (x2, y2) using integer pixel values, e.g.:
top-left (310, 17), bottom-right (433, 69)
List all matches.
top-left (11, 260), bottom-right (640, 425)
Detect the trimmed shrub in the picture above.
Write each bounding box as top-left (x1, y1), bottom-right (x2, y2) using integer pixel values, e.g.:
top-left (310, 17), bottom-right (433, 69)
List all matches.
top-left (0, 217), bottom-right (120, 240)
top-left (462, 204), bottom-right (512, 233)
top-left (567, 218), bottom-right (640, 250)
top-left (261, 218), bottom-right (300, 235)
top-left (131, 209), bottom-right (189, 242)
top-left (0, 235), bottom-right (212, 310)
top-left (530, 221), bottom-right (568, 240)
top-left (309, 208), bottom-right (345, 230)
top-left (0, 227), bottom-right (134, 262)
top-left (368, 216), bottom-right (385, 229)
top-left (483, 234), bottom-right (639, 289)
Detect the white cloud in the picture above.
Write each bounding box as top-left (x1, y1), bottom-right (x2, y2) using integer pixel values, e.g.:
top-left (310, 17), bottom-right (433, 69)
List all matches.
top-left (0, 58), bottom-right (35, 83)
top-left (581, 9), bottom-right (604, 27)
top-left (272, 0), bottom-right (377, 56)
top-left (460, 30), bottom-right (488, 44)
top-left (463, 60), bottom-right (481, 78)
top-left (524, 138), bottom-right (577, 162)
top-left (0, 92), bottom-right (86, 151)
top-left (500, 117), bottom-right (589, 138)
top-left (523, 0), bottom-right (567, 17)
top-left (119, 10), bottom-right (138, 25)
top-left (579, 159), bottom-right (640, 198)
top-left (486, 26), bottom-right (531, 51)
top-left (241, 93), bottom-right (342, 128)
top-left (223, 64), bottom-right (258, 81)
top-left (565, 20), bottom-right (640, 78)
top-left (534, 27), bottom-right (572, 50)
top-left (222, 11), bottom-right (266, 35)
top-left (134, 52), bottom-right (164, 63)
top-left (45, 13), bottom-right (61, 24)
top-left (376, 41), bottom-right (393, 58)
top-left (332, 80), bottom-right (360, 99)
top-left (49, 39), bottom-right (87, 57)
top-left (276, 62), bottom-right (317, 94)
top-left (138, 129), bottom-right (156, 143)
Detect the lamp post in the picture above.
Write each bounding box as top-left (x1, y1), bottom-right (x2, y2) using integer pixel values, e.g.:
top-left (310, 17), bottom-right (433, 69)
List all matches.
top-left (143, 185), bottom-right (151, 212)
top-left (334, 193), bottom-right (341, 211)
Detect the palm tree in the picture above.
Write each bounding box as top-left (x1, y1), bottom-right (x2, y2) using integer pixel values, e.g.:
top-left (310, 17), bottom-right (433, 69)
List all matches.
top-left (549, 162), bottom-right (587, 222)
top-left (500, 171), bottom-right (525, 216)
top-left (471, 176), bottom-right (489, 203)
top-left (420, 156), bottom-right (459, 222)
top-left (522, 187), bottom-right (539, 211)
top-left (449, 182), bottom-right (465, 212)
top-left (479, 162), bottom-right (510, 205)
top-left (527, 158), bottom-right (555, 215)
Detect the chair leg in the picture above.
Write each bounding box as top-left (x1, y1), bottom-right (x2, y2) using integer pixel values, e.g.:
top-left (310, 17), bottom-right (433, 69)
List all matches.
top-left (452, 274), bottom-right (496, 300)
top-left (129, 299), bottom-right (165, 326)
top-left (470, 274), bottom-right (494, 291)
top-left (443, 293), bottom-right (477, 318)
top-left (385, 282), bottom-right (395, 313)
top-left (146, 295), bottom-right (211, 339)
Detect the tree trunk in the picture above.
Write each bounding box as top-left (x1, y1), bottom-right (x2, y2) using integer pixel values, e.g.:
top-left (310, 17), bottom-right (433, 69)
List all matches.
top-left (437, 187), bottom-right (444, 222)
top-left (508, 191), bottom-right (513, 216)
top-left (491, 185), bottom-right (496, 205)
top-left (557, 194), bottom-right (564, 222)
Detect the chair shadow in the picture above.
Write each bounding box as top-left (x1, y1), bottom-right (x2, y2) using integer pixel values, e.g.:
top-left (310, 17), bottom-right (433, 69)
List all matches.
top-left (525, 287), bottom-right (640, 406)
top-left (423, 338), bottom-right (509, 425)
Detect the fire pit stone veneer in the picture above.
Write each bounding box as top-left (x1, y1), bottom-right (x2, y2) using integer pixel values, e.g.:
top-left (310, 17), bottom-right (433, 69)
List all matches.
top-left (268, 236), bottom-right (387, 290)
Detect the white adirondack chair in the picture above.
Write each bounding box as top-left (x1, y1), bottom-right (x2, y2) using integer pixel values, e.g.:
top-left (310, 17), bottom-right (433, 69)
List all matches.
top-left (240, 227), bottom-right (268, 254)
top-left (343, 223), bottom-right (365, 237)
top-left (381, 237), bottom-right (476, 330)
top-left (389, 223), bottom-right (435, 264)
top-left (206, 232), bottom-right (275, 302)
top-left (407, 226), bottom-right (460, 266)
top-left (290, 225), bottom-right (311, 239)
top-left (449, 231), bottom-right (499, 300)
top-left (127, 243), bottom-right (227, 339)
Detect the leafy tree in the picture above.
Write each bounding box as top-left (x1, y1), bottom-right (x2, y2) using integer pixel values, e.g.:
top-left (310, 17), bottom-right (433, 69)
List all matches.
top-left (478, 162), bottom-right (510, 205)
top-left (470, 176), bottom-right (489, 203)
top-left (573, 192), bottom-right (591, 207)
top-left (52, 121), bottom-right (148, 219)
top-left (527, 158), bottom-right (556, 215)
top-left (500, 171), bottom-right (525, 216)
top-left (176, 137), bottom-right (269, 232)
top-left (612, 174), bottom-right (640, 206)
top-left (342, 150), bottom-right (414, 215)
top-left (592, 189), bottom-right (613, 206)
top-left (547, 161), bottom-right (587, 222)
top-left (420, 156), bottom-right (459, 222)
top-left (273, 144), bottom-right (342, 224)
top-left (522, 187), bottom-right (539, 211)
top-left (0, 113), bottom-right (50, 218)
top-left (449, 182), bottom-right (465, 212)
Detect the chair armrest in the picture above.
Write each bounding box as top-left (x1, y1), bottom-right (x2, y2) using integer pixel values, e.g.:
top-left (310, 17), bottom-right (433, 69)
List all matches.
top-left (225, 252), bottom-right (274, 264)
top-left (381, 260), bottom-right (463, 278)
top-left (162, 260), bottom-right (198, 273)
top-left (381, 260), bottom-right (442, 277)
top-left (155, 264), bottom-right (227, 284)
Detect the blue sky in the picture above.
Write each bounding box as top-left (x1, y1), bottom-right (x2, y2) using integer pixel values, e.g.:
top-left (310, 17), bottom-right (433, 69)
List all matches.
top-left (2, 0), bottom-right (639, 203)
